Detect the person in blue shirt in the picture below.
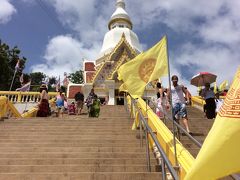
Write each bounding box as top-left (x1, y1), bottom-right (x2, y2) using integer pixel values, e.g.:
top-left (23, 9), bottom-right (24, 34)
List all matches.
top-left (56, 92), bottom-right (65, 117)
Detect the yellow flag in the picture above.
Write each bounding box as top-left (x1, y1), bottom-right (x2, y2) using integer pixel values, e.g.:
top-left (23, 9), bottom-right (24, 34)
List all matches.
top-left (197, 86), bottom-right (202, 95)
top-left (118, 36), bottom-right (168, 96)
top-left (119, 83), bottom-right (128, 92)
top-left (185, 67), bottom-right (240, 180)
top-left (219, 80), bottom-right (228, 92)
top-left (213, 82), bottom-right (217, 94)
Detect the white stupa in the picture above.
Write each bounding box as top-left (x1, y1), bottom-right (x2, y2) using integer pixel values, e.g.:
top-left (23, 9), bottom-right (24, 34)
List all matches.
top-left (99, 0), bottom-right (142, 56)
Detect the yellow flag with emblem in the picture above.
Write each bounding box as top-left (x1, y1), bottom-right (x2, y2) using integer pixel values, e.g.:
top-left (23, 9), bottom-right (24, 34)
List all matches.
top-left (119, 83), bottom-right (128, 92)
top-left (118, 36), bottom-right (168, 96)
top-left (185, 67), bottom-right (240, 180)
top-left (219, 80), bottom-right (228, 92)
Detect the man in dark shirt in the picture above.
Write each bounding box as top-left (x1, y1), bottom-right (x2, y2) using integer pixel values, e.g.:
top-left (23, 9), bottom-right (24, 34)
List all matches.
top-left (74, 90), bottom-right (84, 115)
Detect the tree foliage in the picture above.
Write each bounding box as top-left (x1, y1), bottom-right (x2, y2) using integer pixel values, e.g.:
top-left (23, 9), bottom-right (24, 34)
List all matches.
top-left (47, 76), bottom-right (58, 92)
top-left (68, 70), bottom-right (84, 84)
top-left (49, 76), bottom-right (57, 86)
top-left (29, 72), bottom-right (46, 92)
top-left (0, 39), bottom-right (27, 91)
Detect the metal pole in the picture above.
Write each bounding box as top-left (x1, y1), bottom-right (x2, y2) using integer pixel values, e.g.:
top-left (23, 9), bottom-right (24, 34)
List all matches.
top-left (131, 97), bottom-right (134, 118)
top-left (145, 123), bottom-right (151, 172)
top-left (7, 69), bottom-right (17, 104)
top-left (140, 117), bottom-right (143, 147)
top-left (124, 93), bottom-right (127, 111)
top-left (23, 83), bottom-right (31, 113)
top-left (166, 35), bottom-right (178, 166)
top-left (137, 108), bottom-right (179, 180)
top-left (9, 70), bottom-right (17, 92)
top-left (161, 158), bottom-right (166, 180)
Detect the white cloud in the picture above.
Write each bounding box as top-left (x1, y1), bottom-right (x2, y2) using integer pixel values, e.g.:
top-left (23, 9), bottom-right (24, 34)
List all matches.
top-left (199, 17), bottom-right (240, 46)
top-left (164, 41), bottom-right (239, 95)
top-left (127, 0), bottom-right (240, 94)
top-left (28, 0), bottom-right (240, 95)
top-left (31, 35), bottom-right (101, 79)
top-left (0, 0), bottom-right (16, 24)
top-left (45, 0), bottom-right (112, 44)
top-left (30, 0), bottom-right (113, 78)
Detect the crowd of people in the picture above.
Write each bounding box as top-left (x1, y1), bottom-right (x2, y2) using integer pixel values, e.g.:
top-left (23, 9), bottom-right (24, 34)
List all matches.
top-left (36, 85), bottom-right (101, 118)
top-left (155, 75), bottom-right (225, 135)
top-left (35, 75), bottom-right (225, 135)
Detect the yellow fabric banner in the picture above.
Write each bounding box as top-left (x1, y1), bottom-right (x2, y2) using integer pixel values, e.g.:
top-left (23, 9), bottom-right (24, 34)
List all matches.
top-left (213, 82), bottom-right (217, 94)
top-left (119, 83), bottom-right (128, 92)
top-left (118, 36), bottom-right (168, 96)
top-left (219, 80), bottom-right (229, 92)
top-left (185, 67), bottom-right (240, 180)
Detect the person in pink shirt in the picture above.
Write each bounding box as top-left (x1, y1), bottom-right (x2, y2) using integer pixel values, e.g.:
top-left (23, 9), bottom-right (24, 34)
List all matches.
top-left (68, 102), bottom-right (76, 115)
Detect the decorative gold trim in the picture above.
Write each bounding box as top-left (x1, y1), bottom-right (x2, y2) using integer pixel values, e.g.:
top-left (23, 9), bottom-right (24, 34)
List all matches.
top-left (91, 63), bottom-right (105, 83)
top-left (91, 34), bottom-right (138, 83)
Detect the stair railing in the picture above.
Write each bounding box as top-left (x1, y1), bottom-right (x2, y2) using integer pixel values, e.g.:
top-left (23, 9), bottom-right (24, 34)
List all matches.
top-left (0, 96), bottom-right (21, 118)
top-left (0, 91), bottom-right (58, 103)
top-left (125, 96), bottom-right (179, 180)
top-left (0, 94), bottom-right (57, 118)
top-left (149, 99), bottom-right (202, 148)
top-left (148, 98), bottom-right (238, 180)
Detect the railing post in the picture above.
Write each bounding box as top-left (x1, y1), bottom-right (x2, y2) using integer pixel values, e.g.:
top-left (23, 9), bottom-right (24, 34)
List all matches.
top-left (161, 158), bottom-right (166, 180)
top-left (130, 98), bottom-right (133, 118)
top-left (17, 92), bottom-right (22, 103)
top-left (139, 117), bottom-right (143, 147)
top-left (145, 117), bottom-right (151, 172)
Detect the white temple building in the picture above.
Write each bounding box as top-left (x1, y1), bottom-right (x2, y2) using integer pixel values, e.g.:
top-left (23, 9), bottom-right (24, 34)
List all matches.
top-left (68, 0), bottom-right (155, 105)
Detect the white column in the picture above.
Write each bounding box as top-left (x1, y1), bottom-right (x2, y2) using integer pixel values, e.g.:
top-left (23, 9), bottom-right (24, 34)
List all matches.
top-left (83, 83), bottom-right (94, 101)
top-left (105, 80), bottom-right (115, 105)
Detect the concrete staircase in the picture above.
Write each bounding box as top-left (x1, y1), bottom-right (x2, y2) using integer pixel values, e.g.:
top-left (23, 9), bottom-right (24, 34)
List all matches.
top-left (0, 105), bottom-right (161, 180)
top-left (163, 106), bottom-right (214, 158)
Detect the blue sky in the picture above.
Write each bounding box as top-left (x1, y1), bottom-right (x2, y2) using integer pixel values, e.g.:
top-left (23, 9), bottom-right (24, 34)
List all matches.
top-left (0, 0), bottom-right (239, 93)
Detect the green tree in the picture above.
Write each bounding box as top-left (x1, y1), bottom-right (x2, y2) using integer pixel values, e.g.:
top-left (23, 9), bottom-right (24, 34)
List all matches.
top-left (0, 40), bottom-right (27, 91)
top-left (49, 76), bottom-right (57, 86)
top-left (47, 76), bottom-right (57, 92)
top-left (68, 70), bottom-right (84, 84)
top-left (29, 72), bottom-right (46, 92)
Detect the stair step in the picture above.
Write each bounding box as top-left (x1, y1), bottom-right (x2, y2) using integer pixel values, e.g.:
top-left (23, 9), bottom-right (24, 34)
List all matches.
top-left (0, 147), bottom-right (146, 153)
top-left (0, 143), bottom-right (145, 147)
top-left (0, 135), bottom-right (139, 140)
top-left (0, 139), bottom-right (141, 144)
top-left (0, 158), bottom-right (156, 166)
top-left (0, 172), bottom-right (162, 180)
top-left (0, 165), bottom-right (157, 173)
top-left (0, 152), bottom-right (154, 159)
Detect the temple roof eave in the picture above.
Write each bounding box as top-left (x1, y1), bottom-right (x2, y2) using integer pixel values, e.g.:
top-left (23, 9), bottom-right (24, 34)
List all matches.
top-left (91, 34), bottom-right (138, 84)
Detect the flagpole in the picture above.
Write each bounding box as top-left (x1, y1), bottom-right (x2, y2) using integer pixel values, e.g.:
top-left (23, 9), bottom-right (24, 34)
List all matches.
top-left (7, 69), bottom-right (18, 104)
top-left (23, 81), bottom-right (32, 113)
top-left (166, 35), bottom-right (179, 167)
top-left (9, 69), bottom-right (17, 92)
